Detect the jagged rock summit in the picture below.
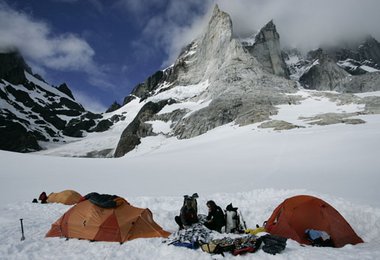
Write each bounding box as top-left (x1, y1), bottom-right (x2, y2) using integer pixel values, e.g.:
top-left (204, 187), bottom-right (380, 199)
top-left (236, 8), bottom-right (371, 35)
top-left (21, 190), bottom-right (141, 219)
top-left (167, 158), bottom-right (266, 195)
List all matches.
top-left (244, 20), bottom-right (290, 78)
top-left (114, 5), bottom-right (297, 157)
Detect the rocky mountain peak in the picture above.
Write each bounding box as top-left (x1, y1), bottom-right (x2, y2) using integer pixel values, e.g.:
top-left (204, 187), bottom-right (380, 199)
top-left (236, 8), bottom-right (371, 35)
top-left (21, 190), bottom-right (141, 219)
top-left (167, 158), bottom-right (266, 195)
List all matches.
top-left (114, 6), bottom-right (297, 157)
top-left (257, 20), bottom-right (278, 41)
top-left (206, 4), bottom-right (233, 42)
top-left (57, 83), bottom-right (75, 100)
top-left (359, 35), bottom-right (380, 68)
top-left (263, 20), bottom-right (275, 30)
top-left (0, 51), bottom-right (32, 85)
top-left (168, 4), bottom-right (235, 87)
top-left (244, 20), bottom-right (289, 78)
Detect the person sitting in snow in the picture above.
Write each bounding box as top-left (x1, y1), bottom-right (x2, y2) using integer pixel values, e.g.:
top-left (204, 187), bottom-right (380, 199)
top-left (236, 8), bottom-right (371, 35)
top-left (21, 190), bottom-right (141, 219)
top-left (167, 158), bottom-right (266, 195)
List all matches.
top-left (175, 197), bottom-right (198, 230)
top-left (204, 200), bottom-right (225, 233)
top-left (38, 191), bottom-right (48, 204)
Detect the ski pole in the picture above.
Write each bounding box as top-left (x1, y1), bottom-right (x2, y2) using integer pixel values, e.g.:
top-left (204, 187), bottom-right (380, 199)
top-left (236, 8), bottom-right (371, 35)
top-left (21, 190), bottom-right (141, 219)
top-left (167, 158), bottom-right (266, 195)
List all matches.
top-left (20, 219), bottom-right (25, 241)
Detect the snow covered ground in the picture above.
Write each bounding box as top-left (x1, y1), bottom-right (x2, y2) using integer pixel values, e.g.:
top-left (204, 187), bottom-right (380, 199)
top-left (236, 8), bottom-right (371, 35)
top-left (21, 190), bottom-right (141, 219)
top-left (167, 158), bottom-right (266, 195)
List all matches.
top-left (1, 90), bottom-right (380, 259)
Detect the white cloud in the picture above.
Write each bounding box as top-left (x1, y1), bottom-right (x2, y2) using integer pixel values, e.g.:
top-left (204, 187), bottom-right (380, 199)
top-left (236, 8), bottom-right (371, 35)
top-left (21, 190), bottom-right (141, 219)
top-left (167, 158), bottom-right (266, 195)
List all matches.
top-left (0, 3), bottom-right (98, 73)
top-left (127, 0), bottom-right (380, 66)
top-left (0, 2), bottom-right (117, 94)
top-left (215, 0), bottom-right (380, 50)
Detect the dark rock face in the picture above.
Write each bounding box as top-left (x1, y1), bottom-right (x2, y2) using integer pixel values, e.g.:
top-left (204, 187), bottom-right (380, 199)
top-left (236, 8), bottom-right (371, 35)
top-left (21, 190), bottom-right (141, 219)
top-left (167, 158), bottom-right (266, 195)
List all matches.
top-left (92, 119), bottom-right (113, 132)
top-left (337, 59), bottom-right (368, 75)
top-left (57, 83), bottom-right (75, 100)
top-left (245, 20), bottom-right (289, 78)
top-left (324, 36), bottom-right (380, 74)
top-left (343, 72), bottom-right (380, 92)
top-left (0, 119), bottom-right (41, 152)
top-left (114, 99), bottom-right (175, 157)
top-left (63, 118), bottom-right (96, 137)
top-left (123, 95), bottom-right (136, 105)
top-left (299, 49), bottom-right (350, 91)
top-left (0, 51), bottom-right (106, 152)
top-left (298, 46), bottom-right (380, 92)
top-left (124, 67), bottom-right (176, 103)
top-left (0, 51), bottom-right (32, 85)
top-left (130, 70), bottom-right (165, 100)
top-left (326, 36), bottom-right (380, 70)
top-left (358, 36), bottom-right (380, 68)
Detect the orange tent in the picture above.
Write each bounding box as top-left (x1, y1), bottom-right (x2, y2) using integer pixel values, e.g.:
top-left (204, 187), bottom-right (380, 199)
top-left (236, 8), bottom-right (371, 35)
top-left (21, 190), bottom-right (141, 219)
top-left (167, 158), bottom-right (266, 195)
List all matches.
top-left (47, 190), bottom-right (82, 205)
top-left (265, 195), bottom-right (363, 248)
top-left (46, 198), bottom-right (170, 242)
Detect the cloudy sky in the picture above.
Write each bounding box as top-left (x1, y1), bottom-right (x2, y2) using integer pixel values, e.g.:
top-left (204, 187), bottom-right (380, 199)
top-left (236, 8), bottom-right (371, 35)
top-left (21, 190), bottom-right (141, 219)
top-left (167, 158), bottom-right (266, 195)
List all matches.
top-left (1, 0), bottom-right (380, 112)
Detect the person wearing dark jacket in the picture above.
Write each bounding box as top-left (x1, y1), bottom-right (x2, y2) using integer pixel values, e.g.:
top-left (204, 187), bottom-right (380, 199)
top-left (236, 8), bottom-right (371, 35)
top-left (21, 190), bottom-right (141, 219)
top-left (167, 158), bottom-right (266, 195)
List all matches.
top-left (38, 192), bottom-right (48, 204)
top-left (204, 200), bottom-right (225, 232)
top-left (175, 199), bottom-right (198, 230)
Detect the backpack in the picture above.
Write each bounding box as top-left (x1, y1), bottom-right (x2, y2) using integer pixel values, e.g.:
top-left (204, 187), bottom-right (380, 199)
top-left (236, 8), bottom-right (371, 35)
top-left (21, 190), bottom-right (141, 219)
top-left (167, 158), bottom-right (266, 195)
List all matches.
top-left (183, 193), bottom-right (198, 215)
top-left (225, 203), bottom-right (243, 233)
top-left (260, 234), bottom-right (287, 255)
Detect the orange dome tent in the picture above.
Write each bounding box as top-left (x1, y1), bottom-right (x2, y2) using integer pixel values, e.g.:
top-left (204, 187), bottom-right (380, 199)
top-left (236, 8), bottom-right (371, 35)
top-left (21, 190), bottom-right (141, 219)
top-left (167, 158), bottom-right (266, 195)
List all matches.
top-left (265, 195), bottom-right (363, 248)
top-left (46, 195), bottom-right (170, 243)
top-left (47, 190), bottom-right (82, 205)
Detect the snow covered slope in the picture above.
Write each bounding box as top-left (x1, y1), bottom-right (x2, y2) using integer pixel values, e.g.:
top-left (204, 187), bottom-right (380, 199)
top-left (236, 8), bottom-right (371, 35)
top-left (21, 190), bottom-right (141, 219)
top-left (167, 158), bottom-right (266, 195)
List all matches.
top-left (1, 89), bottom-right (380, 259)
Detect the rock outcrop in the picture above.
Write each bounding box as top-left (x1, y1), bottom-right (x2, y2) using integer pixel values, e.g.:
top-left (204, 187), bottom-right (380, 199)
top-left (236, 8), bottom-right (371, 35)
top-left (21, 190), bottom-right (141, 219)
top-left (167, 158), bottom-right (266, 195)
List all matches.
top-left (244, 20), bottom-right (289, 78)
top-left (57, 83), bottom-right (75, 100)
top-left (300, 49), bottom-right (351, 91)
top-left (114, 99), bottom-right (175, 157)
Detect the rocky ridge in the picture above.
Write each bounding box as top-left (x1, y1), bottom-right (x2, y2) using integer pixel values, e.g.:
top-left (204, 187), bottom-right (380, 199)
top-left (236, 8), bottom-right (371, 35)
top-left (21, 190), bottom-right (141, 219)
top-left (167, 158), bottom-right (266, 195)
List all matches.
top-left (0, 51), bottom-right (121, 153)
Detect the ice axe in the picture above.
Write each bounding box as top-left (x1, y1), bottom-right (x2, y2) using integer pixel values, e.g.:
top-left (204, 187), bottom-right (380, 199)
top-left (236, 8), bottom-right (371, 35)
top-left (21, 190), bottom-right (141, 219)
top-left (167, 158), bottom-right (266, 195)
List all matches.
top-left (20, 218), bottom-right (25, 241)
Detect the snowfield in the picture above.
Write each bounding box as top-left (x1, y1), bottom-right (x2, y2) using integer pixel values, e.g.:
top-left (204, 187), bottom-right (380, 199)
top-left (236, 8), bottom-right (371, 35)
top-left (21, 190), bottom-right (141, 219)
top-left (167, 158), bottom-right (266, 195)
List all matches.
top-left (1, 90), bottom-right (380, 259)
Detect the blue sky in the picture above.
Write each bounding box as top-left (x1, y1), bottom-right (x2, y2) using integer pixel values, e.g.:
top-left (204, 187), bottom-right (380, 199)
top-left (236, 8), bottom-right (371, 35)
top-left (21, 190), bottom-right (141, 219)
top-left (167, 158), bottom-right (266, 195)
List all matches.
top-left (0, 0), bottom-right (213, 111)
top-left (1, 0), bottom-right (380, 112)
